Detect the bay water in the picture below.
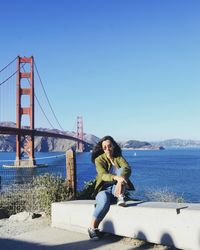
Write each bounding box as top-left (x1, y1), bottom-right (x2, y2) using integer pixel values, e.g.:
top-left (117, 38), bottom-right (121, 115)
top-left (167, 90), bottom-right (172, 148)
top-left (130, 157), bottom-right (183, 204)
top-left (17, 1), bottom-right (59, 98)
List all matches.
top-left (0, 148), bottom-right (200, 203)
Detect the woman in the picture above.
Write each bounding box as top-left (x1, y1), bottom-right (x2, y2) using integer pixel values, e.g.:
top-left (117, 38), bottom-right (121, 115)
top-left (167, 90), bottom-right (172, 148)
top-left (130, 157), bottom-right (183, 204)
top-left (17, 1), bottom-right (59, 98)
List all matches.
top-left (88, 135), bottom-right (134, 240)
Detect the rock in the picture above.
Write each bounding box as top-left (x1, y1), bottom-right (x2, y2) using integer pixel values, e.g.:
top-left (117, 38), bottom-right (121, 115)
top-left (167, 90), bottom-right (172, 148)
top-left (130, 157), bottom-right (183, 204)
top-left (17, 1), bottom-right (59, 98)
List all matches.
top-left (9, 211), bottom-right (34, 222)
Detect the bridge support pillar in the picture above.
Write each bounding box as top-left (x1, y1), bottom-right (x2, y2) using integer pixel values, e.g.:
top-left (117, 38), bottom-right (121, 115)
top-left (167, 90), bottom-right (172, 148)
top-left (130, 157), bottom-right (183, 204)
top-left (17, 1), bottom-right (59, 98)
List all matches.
top-left (15, 56), bottom-right (35, 167)
top-left (14, 159), bottom-right (36, 167)
top-left (76, 116), bottom-right (84, 152)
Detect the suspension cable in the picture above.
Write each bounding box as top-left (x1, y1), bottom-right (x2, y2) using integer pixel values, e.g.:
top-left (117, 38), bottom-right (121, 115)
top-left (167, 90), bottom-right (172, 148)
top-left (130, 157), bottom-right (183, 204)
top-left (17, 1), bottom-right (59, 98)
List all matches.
top-left (34, 94), bottom-right (55, 129)
top-left (0, 63), bottom-right (25, 86)
top-left (0, 57), bottom-right (64, 131)
top-left (0, 71), bottom-right (18, 86)
top-left (34, 61), bottom-right (64, 131)
top-left (21, 65), bottom-right (55, 129)
top-left (0, 56), bottom-right (17, 73)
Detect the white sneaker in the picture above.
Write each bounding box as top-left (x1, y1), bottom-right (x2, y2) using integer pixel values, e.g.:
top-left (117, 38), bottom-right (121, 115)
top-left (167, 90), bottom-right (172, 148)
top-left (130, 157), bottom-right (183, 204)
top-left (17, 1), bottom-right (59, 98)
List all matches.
top-left (117, 195), bottom-right (126, 207)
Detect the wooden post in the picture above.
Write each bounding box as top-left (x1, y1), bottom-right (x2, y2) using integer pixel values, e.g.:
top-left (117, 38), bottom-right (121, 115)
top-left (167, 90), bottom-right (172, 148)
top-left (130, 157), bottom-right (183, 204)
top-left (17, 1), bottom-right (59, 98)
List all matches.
top-left (66, 148), bottom-right (77, 199)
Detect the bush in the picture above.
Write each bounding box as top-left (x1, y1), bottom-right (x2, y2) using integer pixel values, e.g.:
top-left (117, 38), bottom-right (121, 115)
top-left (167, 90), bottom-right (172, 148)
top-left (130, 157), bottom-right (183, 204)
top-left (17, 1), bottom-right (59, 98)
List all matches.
top-left (0, 173), bottom-right (72, 217)
top-left (29, 173), bottom-right (72, 215)
top-left (0, 184), bottom-right (31, 216)
top-left (145, 188), bottom-right (185, 203)
top-left (77, 179), bottom-right (96, 200)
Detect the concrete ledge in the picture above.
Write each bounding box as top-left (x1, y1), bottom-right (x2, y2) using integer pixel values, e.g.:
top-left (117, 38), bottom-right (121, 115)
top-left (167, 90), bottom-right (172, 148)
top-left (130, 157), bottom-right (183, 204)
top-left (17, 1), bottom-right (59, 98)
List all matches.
top-left (51, 200), bottom-right (200, 250)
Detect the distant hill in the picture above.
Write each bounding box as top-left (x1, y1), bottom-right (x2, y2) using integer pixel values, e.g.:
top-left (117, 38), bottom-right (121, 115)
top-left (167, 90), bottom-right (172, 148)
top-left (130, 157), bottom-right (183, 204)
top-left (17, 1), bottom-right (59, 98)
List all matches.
top-left (121, 140), bottom-right (164, 150)
top-left (151, 139), bottom-right (200, 148)
top-left (1, 122), bottom-right (200, 151)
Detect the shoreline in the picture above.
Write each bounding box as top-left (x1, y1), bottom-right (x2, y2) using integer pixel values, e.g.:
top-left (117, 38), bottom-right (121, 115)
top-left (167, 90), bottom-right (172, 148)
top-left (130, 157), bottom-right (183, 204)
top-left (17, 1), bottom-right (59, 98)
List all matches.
top-left (122, 147), bottom-right (164, 150)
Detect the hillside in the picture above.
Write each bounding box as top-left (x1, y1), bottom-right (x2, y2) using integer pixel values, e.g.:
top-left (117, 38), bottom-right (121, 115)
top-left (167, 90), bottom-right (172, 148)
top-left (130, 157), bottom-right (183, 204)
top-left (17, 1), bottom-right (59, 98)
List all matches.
top-left (151, 139), bottom-right (200, 148)
top-left (121, 140), bottom-right (164, 150)
top-left (0, 134), bottom-right (98, 152)
top-left (1, 122), bottom-right (200, 151)
top-left (0, 122), bottom-right (98, 152)
top-left (0, 134), bottom-right (162, 152)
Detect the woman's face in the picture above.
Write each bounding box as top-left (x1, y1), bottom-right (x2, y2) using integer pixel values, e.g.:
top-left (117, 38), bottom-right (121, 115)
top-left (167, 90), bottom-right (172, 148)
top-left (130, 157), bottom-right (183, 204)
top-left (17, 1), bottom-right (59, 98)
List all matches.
top-left (102, 139), bottom-right (114, 158)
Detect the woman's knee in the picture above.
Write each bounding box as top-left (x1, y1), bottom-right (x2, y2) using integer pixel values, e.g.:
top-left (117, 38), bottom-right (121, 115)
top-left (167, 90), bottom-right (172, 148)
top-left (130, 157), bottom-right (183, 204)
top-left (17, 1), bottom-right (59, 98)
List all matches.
top-left (96, 190), bottom-right (110, 205)
top-left (116, 168), bottom-right (123, 176)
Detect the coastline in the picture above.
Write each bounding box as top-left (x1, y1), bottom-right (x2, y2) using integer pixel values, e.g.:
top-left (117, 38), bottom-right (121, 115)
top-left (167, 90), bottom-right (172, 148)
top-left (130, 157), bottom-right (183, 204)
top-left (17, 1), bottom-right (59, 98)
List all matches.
top-left (122, 146), bottom-right (164, 150)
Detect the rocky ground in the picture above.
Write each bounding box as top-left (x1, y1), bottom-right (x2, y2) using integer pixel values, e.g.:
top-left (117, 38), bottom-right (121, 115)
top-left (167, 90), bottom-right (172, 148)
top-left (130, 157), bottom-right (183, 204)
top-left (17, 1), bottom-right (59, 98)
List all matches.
top-left (0, 212), bottom-right (174, 249)
top-left (0, 212), bottom-right (51, 238)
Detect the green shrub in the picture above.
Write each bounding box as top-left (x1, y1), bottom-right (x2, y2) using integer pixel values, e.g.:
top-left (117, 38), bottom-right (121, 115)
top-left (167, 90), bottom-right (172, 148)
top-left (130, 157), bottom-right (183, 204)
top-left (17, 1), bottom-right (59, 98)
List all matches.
top-left (77, 179), bottom-right (96, 199)
top-left (0, 173), bottom-right (72, 217)
top-left (29, 173), bottom-right (72, 215)
top-left (0, 183), bottom-right (31, 216)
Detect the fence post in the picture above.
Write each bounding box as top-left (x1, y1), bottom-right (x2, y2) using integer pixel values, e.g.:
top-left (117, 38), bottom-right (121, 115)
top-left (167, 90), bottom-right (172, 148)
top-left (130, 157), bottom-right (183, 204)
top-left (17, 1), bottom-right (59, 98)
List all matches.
top-left (66, 148), bottom-right (77, 199)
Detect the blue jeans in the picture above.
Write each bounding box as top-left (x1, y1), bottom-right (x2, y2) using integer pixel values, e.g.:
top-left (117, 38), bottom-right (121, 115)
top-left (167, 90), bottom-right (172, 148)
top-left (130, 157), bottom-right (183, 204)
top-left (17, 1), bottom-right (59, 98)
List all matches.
top-left (92, 168), bottom-right (124, 222)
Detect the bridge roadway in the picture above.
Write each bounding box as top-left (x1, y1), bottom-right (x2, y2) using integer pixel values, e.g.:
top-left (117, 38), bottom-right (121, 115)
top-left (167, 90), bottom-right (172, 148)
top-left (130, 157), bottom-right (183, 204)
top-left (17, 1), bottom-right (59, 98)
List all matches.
top-left (0, 126), bottom-right (92, 147)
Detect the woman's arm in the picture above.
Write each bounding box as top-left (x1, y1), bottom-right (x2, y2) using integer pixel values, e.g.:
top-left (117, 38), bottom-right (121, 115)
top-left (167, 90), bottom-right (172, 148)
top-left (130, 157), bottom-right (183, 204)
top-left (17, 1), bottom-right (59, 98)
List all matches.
top-left (95, 157), bottom-right (115, 182)
top-left (116, 156), bottom-right (132, 179)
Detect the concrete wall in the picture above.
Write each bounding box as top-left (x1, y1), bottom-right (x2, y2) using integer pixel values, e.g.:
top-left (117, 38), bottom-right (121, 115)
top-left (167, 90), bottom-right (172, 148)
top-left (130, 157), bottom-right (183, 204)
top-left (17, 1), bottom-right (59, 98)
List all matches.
top-left (51, 200), bottom-right (200, 250)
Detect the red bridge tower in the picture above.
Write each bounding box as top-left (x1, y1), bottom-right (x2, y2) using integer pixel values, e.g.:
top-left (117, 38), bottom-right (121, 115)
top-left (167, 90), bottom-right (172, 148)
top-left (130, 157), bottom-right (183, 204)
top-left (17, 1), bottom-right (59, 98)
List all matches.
top-left (76, 116), bottom-right (84, 152)
top-left (15, 56), bottom-right (35, 167)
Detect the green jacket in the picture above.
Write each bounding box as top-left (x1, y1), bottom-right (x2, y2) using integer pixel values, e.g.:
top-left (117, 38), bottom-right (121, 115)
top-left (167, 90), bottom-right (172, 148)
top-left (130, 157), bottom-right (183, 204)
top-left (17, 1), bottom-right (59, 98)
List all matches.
top-left (94, 153), bottom-right (134, 194)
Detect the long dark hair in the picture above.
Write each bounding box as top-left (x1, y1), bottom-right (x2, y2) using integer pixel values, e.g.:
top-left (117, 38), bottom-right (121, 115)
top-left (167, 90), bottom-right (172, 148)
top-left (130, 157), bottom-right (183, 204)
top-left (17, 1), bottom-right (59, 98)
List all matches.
top-left (91, 135), bottom-right (122, 163)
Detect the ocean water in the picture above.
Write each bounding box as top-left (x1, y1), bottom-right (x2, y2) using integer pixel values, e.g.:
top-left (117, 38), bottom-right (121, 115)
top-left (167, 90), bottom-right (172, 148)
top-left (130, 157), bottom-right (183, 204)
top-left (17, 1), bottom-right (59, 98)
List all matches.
top-left (126, 149), bottom-right (200, 203)
top-left (0, 149), bottom-right (200, 203)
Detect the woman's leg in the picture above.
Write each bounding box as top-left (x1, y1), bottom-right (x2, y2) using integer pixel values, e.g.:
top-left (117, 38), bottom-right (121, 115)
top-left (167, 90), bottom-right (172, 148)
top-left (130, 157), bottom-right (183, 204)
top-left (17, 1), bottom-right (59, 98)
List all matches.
top-left (112, 168), bottom-right (126, 206)
top-left (112, 168), bottom-right (126, 197)
top-left (88, 188), bottom-right (115, 240)
top-left (90, 189), bottom-right (112, 229)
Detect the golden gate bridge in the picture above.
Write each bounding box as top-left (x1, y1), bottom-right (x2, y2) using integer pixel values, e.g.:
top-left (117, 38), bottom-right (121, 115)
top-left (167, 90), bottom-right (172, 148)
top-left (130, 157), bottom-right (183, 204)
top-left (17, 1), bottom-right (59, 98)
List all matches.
top-left (0, 56), bottom-right (92, 167)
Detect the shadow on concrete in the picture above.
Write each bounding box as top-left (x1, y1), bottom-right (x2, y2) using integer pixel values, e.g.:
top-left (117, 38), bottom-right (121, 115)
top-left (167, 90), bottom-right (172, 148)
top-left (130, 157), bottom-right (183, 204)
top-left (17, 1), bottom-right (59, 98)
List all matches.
top-left (176, 206), bottom-right (188, 214)
top-left (160, 232), bottom-right (175, 246)
top-left (102, 219), bottom-right (116, 235)
top-left (100, 220), bottom-right (171, 250)
top-left (136, 230), bottom-right (179, 249)
top-left (125, 201), bottom-right (146, 207)
top-left (0, 230), bottom-right (180, 250)
top-left (100, 220), bottom-right (179, 250)
top-left (0, 236), bottom-right (121, 250)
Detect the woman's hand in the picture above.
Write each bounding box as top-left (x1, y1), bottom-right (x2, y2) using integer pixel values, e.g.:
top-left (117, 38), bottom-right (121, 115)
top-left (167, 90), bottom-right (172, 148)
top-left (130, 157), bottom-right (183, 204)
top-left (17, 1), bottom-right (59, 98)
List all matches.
top-left (113, 175), bottom-right (127, 185)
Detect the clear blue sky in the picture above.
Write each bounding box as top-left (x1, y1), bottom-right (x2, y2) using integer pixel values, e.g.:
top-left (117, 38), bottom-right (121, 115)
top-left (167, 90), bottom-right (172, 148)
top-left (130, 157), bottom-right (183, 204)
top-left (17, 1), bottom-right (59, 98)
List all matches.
top-left (0, 0), bottom-right (200, 141)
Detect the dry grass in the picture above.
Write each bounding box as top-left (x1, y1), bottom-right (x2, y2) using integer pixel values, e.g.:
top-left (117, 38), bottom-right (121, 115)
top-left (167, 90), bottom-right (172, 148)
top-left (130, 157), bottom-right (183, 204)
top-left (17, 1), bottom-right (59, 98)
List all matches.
top-left (145, 188), bottom-right (185, 203)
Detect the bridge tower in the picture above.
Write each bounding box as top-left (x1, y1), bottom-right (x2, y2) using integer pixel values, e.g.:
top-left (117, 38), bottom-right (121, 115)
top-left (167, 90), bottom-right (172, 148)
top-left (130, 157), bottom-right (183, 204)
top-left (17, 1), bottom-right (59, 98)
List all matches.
top-left (15, 56), bottom-right (36, 167)
top-left (76, 116), bottom-right (84, 152)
